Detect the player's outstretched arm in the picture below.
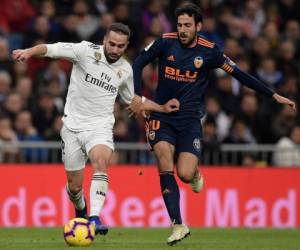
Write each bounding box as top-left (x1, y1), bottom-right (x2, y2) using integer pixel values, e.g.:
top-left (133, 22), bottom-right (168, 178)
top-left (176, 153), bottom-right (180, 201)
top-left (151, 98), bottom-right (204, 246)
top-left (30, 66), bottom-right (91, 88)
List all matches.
top-left (231, 68), bottom-right (296, 111)
top-left (12, 44), bottom-right (47, 62)
top-left (128, 95), bottom-right (180, 117)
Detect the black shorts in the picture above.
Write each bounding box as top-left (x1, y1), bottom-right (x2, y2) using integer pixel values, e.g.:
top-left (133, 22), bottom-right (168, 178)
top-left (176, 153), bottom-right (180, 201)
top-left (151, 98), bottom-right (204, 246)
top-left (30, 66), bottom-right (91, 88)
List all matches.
top-left (146, 118), bottom-right (202, 157)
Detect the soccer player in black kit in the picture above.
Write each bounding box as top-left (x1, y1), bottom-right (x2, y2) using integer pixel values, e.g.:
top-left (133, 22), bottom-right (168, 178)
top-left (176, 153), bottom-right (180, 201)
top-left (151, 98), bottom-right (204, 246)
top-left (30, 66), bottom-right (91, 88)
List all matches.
top-left (132, 3), bottom-right (295, 245)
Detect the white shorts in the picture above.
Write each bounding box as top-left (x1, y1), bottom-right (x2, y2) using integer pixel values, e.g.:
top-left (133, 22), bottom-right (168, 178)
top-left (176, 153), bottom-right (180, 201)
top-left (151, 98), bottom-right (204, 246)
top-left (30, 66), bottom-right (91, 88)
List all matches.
top-left (60, 125), bottom-right (114, 171)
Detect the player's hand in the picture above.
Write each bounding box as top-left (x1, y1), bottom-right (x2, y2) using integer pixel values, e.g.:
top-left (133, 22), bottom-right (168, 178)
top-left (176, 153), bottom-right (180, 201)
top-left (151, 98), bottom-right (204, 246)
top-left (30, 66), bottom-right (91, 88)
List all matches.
top-left (127, 95), bottom-right (142, 117)
top-left (12, 49), bottom-right (31, 62)
top-left (273, 93), bottom-right (296, 112)
top-left (162, 98), bottom-right (180, 113)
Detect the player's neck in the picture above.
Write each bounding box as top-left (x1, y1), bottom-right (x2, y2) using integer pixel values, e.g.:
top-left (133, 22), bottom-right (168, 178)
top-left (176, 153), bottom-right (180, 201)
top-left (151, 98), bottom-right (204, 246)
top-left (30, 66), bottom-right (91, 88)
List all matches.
top-left (183, 36), bottom-right (198, 48)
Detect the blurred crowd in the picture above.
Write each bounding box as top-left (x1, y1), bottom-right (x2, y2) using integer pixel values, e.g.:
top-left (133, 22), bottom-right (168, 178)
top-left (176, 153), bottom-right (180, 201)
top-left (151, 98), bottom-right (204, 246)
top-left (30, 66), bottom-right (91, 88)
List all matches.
top-left (0, 0), bottom-right (300, 165)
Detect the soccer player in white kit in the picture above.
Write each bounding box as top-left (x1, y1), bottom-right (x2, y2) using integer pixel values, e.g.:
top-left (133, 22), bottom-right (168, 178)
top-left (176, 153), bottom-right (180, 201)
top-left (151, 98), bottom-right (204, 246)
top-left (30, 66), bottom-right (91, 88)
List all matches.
top-left (12, 23), bottom-right (180, 235)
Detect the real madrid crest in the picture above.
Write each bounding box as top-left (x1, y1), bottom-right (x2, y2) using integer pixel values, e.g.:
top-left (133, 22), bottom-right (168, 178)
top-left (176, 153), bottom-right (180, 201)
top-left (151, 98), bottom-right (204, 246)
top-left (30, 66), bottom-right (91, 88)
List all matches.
top-left (94, 52), bottom-right (101, 64)
top-left (117, 70), bottom-right (122, 79)
top-left (194, 56), bottom-right (203, 69)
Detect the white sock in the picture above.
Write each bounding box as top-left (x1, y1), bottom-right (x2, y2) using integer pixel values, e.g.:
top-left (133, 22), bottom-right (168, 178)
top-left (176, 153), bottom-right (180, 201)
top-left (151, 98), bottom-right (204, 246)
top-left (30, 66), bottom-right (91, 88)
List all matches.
top-left (90, 173), bottom-right (108, 217)
top-left (66, 184), bottom-right (85, 210)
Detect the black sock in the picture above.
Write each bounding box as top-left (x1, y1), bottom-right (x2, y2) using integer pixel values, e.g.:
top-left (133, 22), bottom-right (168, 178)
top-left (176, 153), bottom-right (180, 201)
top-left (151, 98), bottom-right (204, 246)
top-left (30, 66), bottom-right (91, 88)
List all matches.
top-left (160, 171), bottom-right (182, 224)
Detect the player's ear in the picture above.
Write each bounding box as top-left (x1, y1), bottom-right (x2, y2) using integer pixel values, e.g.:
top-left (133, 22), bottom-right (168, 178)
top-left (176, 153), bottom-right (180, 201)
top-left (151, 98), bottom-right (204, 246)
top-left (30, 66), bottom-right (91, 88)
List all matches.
top-left (196, 22), bottom-right (202, 32)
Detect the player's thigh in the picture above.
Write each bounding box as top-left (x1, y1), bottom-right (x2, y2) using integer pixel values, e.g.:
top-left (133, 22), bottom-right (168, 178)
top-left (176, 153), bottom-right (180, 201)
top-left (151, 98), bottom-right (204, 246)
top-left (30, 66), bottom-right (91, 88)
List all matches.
top-left (176, 152), bottom-right (199, 183)
top-left (88, 144), bottom-right (113, 173)
top-left (146, 119), bottom-right (176, 172)
top-left (176, 121), bottom-right (201, 181)
top-left (153, 141), bottom-right (175, 172)
top-left (60, 125), bottom-right (87, 171)
top-left (66, 169), bottom-right (85, 193)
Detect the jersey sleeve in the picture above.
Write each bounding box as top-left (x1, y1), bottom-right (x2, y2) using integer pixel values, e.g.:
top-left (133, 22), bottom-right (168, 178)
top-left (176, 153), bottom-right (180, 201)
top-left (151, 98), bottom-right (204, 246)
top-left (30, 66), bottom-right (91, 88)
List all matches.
top-left (132, 37), bottom-right (166, 94)
top-left (118, 68), bottom-right (134, 105)
top-left (45, 41), bottom-right (88, 62)
top-left (209, 45), bottom-right (274, 97)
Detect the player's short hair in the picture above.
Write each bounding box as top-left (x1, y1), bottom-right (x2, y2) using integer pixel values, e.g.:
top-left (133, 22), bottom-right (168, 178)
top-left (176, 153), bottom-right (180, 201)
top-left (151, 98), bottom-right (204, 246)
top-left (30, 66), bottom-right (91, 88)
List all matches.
top-left (175, 3), bottom-right (203, 24)
top-left (106, 23), bottom-right (131, 39)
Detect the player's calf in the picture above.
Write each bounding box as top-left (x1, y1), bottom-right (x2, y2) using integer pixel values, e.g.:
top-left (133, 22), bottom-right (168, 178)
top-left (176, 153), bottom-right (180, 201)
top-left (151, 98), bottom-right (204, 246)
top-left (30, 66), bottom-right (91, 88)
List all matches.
top-left (75, 200), bottom-right (88, 219)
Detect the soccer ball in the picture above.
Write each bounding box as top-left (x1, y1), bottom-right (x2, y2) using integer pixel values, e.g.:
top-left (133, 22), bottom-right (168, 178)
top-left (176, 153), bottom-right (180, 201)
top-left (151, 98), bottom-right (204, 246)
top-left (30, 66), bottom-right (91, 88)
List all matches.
top-left (63, 218), bottom-right (95, 246)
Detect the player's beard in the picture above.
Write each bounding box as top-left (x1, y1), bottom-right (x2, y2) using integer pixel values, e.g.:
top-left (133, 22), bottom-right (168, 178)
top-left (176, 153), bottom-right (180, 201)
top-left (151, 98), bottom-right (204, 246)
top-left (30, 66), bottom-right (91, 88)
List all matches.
top-left (179, 31), bottom-right (197, 47)
top-left (104, 48), bottom-right (120, 64)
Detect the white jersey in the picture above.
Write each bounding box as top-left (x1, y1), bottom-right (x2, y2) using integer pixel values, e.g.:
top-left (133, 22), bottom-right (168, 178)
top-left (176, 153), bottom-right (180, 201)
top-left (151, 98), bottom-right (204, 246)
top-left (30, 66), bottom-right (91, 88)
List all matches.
top-left (45, 41), bottom-right (134, 131)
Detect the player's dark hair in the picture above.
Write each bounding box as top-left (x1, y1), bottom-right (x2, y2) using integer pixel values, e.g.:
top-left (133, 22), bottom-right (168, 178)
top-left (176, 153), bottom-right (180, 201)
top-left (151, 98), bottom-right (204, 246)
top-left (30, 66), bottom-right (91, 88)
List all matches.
top-left (175, 3), bottom-right (203, 24)
top-left (106, 22), bottom-right (131, 38)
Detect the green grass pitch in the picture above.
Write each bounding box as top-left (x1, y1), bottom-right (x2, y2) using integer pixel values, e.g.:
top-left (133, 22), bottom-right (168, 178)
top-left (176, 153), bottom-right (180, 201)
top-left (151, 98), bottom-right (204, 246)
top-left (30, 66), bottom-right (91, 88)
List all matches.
top-left (0, 228), bottom-right (299, 250)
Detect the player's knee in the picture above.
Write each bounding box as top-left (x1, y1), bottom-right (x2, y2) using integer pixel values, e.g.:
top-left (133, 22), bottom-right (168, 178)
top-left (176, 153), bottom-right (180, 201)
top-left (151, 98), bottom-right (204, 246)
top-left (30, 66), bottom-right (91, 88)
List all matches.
top-left (91, 157), bottom-right (109, 172)
top-left (156, 154), bottom-right (173, 170)
top-left (68, 182), bottom-right (82, 194)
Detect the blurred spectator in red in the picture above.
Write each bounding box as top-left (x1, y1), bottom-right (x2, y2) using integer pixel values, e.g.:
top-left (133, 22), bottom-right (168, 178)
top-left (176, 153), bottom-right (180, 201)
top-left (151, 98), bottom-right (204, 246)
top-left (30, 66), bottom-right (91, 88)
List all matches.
top-left (140, 64), bottom-right (158, 100)
top-left (0, 0), bottom-right (35, 33)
